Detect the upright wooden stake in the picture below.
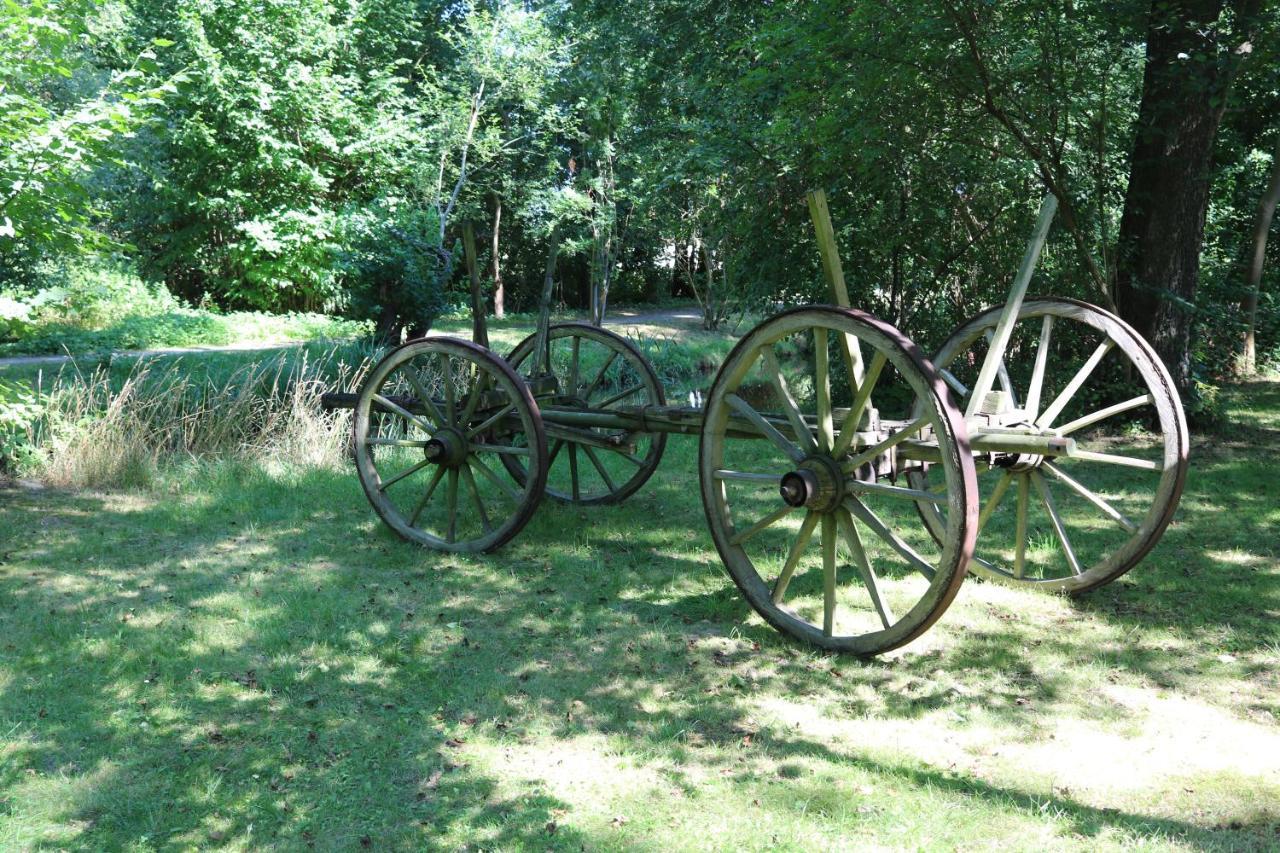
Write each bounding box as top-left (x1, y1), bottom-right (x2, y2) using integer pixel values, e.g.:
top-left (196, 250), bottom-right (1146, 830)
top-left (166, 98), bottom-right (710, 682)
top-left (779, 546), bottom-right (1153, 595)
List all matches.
top-left (462, 222), bottom-right (489, 349)
top-left (965, 195), bottom-right (1058, 418)
top-left (531, 228), bottom-right (562, 376)
top-left (807, 189), bottom-right (866, 386)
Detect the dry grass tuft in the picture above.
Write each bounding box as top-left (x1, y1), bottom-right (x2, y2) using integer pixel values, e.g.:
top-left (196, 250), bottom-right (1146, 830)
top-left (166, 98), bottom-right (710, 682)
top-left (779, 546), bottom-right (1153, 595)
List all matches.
top-left (20, 348), bottom-right (373, 489)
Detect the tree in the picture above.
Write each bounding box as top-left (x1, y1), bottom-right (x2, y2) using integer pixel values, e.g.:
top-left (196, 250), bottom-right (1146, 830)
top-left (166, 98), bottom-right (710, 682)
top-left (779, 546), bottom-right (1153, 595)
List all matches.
top-left (1114, 0), bottom-right (1263, 392)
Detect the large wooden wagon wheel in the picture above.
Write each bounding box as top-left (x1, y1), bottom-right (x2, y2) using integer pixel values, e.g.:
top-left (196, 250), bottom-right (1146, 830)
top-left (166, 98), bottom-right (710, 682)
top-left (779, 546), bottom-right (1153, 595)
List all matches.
top-left (353, 337), bottom-right (548, 553)
top-left (908, 297), bottom-right (1189, 593)
top-left (506, 322), bottom-right (667, 505)
top-left (699, 306), bottom-right (978, 655)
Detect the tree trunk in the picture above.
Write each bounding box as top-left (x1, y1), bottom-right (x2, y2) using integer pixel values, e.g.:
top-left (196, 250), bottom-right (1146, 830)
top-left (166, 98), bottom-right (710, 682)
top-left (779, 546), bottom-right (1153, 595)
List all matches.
top-left (462, 221), bottom-right (488, 349)
top-left (700, 241), bottom-right (719, 331)
top-left (1115, 0), bottom-right (1259, 391)
top-left (1240, 134), bottom-right (1280, 375)
top-left (491, 194), bottom-right (505, 319)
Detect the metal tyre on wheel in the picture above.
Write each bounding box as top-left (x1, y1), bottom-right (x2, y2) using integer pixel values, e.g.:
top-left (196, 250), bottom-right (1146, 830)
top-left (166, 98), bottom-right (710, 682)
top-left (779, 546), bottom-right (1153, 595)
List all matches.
top-left (699, 306), bottom-right (977, 655)
top-left (507, 322), bottom-right (667, 505)
top-left (909, 297), bottom-right (1188, 593)
top-left (354, 337), bottom-right (547, 553)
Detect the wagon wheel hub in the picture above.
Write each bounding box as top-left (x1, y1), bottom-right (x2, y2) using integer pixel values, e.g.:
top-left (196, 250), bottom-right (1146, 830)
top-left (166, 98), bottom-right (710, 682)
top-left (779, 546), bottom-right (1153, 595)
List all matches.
top-left (424, 427), bottom-right (470, 469)
top-left (996, 421), bottom-right (1045, 473)
top-left (779, 455), bottom-right (845, 512)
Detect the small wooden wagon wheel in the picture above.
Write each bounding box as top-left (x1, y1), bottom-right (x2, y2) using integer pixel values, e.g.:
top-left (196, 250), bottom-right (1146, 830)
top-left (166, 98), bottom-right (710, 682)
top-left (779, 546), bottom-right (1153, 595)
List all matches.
top-left (908, 297), bottom-right (1189, 593)
top-left (353, 337), bottom-right (548, 553)
top-left (506, 322), bottom-right (667, 505)
top-left (699, 306), bottom-right (977, 655)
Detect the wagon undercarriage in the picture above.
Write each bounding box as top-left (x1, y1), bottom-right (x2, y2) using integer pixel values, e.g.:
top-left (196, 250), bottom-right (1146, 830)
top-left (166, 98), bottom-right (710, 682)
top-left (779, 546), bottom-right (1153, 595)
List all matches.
top-left (321, 193), bottom-right (1189, 656)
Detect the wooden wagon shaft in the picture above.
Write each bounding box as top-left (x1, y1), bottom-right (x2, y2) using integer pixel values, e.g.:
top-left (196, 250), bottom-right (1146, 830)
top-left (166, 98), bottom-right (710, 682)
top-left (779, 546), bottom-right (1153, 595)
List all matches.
top-left (324, 391), bottom-right (1077, 460)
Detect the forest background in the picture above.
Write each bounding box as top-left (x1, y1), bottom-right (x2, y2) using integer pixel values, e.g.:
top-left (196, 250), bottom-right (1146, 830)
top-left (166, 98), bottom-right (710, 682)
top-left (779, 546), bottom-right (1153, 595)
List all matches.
top-left (3, 0), bottom-right (1279, 418)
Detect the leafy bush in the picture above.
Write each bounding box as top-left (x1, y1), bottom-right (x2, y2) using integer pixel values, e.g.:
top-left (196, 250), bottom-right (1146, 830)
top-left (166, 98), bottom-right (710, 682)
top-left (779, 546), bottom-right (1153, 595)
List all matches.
top-left (338, 201), bottom-right (451, 340)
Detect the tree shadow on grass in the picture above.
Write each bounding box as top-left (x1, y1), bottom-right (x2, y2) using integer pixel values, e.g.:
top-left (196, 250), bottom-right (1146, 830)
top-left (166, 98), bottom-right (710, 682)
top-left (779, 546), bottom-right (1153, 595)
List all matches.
top-left (1, 418), bottom-right (1277, 848)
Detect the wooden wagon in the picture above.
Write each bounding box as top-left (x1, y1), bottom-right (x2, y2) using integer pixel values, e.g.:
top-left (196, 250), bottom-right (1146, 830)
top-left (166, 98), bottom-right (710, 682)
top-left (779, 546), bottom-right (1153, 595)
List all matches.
top-left (322, 193), bottom-right (1188, 656)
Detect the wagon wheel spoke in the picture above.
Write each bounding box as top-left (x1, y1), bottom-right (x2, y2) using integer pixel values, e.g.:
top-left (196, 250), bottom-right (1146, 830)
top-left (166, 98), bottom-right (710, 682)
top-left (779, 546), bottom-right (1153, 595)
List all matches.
top-left (1056, 394), bottom-right (1153, 436)
top-left (731, 504), bottom-right (796, 546)
top-left (466, 405), bottom-right (517, 440)
top-left (1024, 315), bottom-right (1053, 421)
top-left (1013, 473), bottom-right (1030, 579)
top-left (727, 394), bottom-right (804, 464)
top-left (408, 465), bottom-right (448, 527)
top-left (401, 367), bottom-right (447, 429)
top-left (841, 416), bottom-right (930, 473)
top-left (461, 464), bottom-right (492, 534)
top-left (583, 445), bottom-right (618, 493)
top-left (843, 496), bottom-right (937, 581)
top-left (845, 478), bottom-right (945, 504)
top-left (771, 511), bottom-right (819, 604)
top-left (1036, 339), bottom-right (1114, 428)
top-left (367, 438), bottom-right (430, 449)
top-left (582, 351), bottom-right (620, 400)
top-left (836, 509), bottom-right (895, 629)
top-left (445, 468), bottom-right (460, 545)
top-left (547, 439), bottom-right (566, 468)
top-left (984, 329), bottom-right (1020, 407)
top-left (1068, 449), bottom-right (1163, 471)
top-left (468, 455), bottom-right (522, 505)
top-left (459, 372), bottom-right (490, 428)
top-left (569, 335), bottom-right (581, 395)
top-left (760, 347), bottom-right (817, 455)
top-left (380, 458), bottom-right (433, 492)
top-left (372, 394), bottom-right (433, 433)
top-left (471, 444), bottom-right (531, 457)
top-left (833, 351), bottom-right (887, 457)
top-left (821, 514), bottom-right (838, 637)
top-left (1030, 470), bottom-right (1081, 576)
top-left (607, 447), bottom-right (649, 468)
top-left (713, 470), bottom-right (780, 484)
top-left (977, 471), bottom-right (1015, 534)
top-left (1042, 461), bottom-right (1137, 533)
top-left (438, 353), bottom-right (458, 424)
top-left (569, 443), bottom-right (581, 502)
top-left (597, 383), bottom-right (646, 409)
top-left (814, 328), bottom-right (834, 452)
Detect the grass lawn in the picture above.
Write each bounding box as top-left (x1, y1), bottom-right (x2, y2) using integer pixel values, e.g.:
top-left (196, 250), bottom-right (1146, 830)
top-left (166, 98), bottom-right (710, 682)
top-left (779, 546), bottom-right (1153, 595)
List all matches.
top-left (1, 351), bottom-right (1278, 848)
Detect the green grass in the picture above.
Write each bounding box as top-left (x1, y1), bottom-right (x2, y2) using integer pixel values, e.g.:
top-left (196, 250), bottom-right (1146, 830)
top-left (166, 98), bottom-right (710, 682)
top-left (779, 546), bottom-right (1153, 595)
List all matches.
top-left (0, 309), bottom-right (371, 358)
top-left (1, 265), bottom-right (372, 358)
top-left (1, 369), bottom-right (1279, 848)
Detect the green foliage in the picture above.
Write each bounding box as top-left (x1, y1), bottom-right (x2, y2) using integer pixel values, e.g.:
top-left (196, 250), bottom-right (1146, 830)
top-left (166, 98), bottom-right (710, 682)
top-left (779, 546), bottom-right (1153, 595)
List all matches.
top-left (0, 0), bottom-right (169, 277)
top-left (0, 380), bottom-right (46, 473)
top-left (0, 262), bottom-right (369, 355)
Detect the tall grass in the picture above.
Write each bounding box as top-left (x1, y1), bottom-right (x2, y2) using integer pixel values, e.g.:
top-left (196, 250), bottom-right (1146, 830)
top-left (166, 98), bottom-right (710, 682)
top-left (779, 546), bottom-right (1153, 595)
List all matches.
top-left (8, 345), bottom-right (377, 489)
